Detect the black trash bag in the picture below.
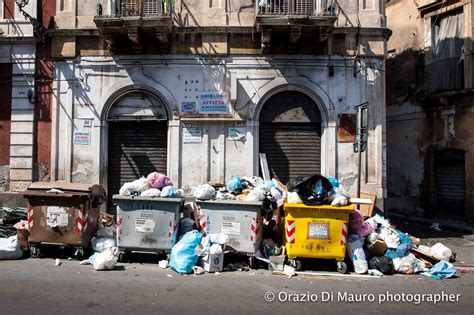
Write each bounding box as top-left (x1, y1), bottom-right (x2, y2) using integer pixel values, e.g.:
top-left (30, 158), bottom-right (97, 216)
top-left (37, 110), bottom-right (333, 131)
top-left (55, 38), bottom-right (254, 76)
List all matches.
top-left (368, 256), bottom-right (394, 275)
top-left (286, 174), bottom-right (333, 205)
top-left (262, 192), bottom-right (277, 213)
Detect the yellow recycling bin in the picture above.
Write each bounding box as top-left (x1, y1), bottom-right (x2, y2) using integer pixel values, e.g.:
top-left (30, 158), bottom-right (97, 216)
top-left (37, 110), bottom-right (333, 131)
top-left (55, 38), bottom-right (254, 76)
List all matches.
top-left (283, 203), bottom-right (354, 273)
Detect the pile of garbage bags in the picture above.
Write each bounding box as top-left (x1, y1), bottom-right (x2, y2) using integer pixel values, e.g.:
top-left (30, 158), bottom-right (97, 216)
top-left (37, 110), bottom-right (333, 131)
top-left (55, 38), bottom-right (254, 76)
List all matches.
top-left (346, 211), bottom-right (457, 278)
top-left (169, 230), bottom-right (229, 275)
top-left (192, 176), bottom-right (286, 214)
top-left (0, 207), bottom-right (27, 260)
top-left (119, 172), bottom-right (183, 198)
top-left (286, 174), bottom-right (350, 206)
top-left (81, 226), bottom-right (119, 271)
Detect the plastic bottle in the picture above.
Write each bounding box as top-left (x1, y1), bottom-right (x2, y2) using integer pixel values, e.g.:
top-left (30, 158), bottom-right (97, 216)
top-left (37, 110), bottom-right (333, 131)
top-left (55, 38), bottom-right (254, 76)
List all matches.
top-left (368, 269), bottom-right (383, 276)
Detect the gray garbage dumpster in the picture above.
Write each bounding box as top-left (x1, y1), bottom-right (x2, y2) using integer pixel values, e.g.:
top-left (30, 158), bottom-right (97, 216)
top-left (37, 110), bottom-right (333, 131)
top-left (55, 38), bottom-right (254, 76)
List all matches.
top-left (113, 195), bottom-right (183, 260)
top-left (195, 200), bottom-right (263, 260)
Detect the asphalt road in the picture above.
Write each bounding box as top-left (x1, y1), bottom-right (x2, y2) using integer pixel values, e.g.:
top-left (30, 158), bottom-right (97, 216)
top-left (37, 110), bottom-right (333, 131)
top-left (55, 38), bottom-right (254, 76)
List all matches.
top-left (0, 258), bottom-right (473, 315)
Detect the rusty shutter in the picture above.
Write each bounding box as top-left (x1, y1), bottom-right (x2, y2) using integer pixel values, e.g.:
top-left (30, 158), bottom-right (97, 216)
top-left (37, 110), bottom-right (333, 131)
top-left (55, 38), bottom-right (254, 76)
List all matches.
top-left (259, 123), bottom-right (321, 184)
top-left (107, 121), bottom-right (168, 213)
top-left (434, 149), bottom-right (465, 218)
top-left (259, 91), bottom-right (322, 184)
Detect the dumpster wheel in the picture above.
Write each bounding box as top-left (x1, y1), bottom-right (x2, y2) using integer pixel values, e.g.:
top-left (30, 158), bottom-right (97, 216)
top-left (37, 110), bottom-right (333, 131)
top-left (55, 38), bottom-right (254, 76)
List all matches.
top-left (30, 245), bottom-right (41, 258)
top-left (336, 261), bottom-right (347, 274)
top-left (289, 259), bottom-right (302, 271)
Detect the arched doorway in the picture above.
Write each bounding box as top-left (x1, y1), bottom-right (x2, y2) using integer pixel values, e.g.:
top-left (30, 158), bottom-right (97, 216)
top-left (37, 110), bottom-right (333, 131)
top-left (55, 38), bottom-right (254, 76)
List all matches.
top-left (106, 90), bottom-right (168, 213)
top-left (259, 91), bottom-right (322, 184)
top-left (434, 148), bottom-right (465, 219)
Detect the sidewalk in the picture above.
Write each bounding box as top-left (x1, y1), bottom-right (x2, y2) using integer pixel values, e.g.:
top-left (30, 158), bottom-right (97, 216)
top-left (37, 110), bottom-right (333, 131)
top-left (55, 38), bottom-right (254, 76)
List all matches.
top-left (390, 218), bottom-right (474, 268)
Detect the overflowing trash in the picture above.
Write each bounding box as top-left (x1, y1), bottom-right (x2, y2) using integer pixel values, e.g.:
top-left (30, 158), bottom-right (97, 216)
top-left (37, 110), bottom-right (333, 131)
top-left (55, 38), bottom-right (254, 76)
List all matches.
top-left (0, 173), bottom-right (462, 283)
top-left (119, 172), bottom-right (183, 198)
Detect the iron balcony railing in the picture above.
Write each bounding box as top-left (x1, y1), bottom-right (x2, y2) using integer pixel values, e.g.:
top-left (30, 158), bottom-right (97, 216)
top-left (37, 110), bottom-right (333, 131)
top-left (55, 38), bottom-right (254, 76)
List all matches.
top-left (96, 0), bottom-right (170, 17)
top-left (257, 0), bottom-right (337, 16)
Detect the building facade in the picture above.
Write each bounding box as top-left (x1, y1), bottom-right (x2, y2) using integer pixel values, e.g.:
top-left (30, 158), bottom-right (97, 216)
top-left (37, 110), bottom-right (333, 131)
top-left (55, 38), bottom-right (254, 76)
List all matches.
top-left (386, 0), bottom-right (473, 224)
top-left (5, 0), bottom-right (389, 211)
top-left (0, 0), bottom-right (56, 197)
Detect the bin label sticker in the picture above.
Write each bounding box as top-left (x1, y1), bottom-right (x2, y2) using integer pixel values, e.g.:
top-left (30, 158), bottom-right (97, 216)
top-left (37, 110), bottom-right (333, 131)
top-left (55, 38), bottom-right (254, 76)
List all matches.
top-left (135, 218), bottom-right (156, 233)
top-left (222, 221), bottom-right (240, 235)
top-left (308, 222), bottom-right (329, 239)
top-left (46, 207), bottom-right (69, 228)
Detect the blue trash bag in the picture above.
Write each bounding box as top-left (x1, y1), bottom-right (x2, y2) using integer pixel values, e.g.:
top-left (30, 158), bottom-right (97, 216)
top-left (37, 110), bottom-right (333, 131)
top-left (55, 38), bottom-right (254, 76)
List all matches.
top-left (226, 176), bottom-right (242, 193)
top-left (327, 176), bottom-right (340, 188)
top-left (263, 180), bottom-right (276, 189)
top-left (384, 231), bottom-right (413, 260)
top-left (161, 186), bottom-right (179, 198)
top-left (429, 261), bottom-right (457, 279)
top-left (169, 230), bottom-right (203, 274)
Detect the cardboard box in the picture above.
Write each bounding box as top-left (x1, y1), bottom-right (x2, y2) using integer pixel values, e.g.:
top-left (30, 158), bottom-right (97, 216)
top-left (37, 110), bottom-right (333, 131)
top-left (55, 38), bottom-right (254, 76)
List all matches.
top-left (17, 229), bottom-right (29, 251)
top-left (200, 253), bottom-right (224, 273)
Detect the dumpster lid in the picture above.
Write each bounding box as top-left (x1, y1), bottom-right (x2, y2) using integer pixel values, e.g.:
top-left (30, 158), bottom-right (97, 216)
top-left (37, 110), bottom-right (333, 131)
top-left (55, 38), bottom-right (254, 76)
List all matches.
top-left (195, 199), bottom-right (263, 206)
top-left (283, 203), bottom-right (354, 212)
top-left (22, 182), bottom-right (106, 197)
top-left (112, 195), bottom-right (184, 203)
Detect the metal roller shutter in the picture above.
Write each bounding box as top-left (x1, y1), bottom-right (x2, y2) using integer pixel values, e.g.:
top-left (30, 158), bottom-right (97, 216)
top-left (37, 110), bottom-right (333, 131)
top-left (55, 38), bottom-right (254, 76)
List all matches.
top-left (107, 121), bottom-right (168, 213)
top-left (260, 122), bottom-right (321, 184)
top-left (435, 150), bottom-right (465, 217)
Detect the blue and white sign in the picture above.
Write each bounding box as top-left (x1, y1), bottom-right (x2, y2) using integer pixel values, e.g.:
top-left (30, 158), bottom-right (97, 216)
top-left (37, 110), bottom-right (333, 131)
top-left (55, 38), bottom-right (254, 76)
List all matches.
top-left (199, 92), bottom-right (228, 114)
top-left (183, 128), bottom-right (202, 143)
top-left (73, 131), bottom-right (91, 145)
top-left (181, 101), bottom-right (196, 113)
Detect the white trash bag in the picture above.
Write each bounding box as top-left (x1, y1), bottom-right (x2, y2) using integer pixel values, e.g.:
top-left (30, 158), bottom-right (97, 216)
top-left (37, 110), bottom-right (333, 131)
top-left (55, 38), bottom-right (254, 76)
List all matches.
top-left (91, 237), bottom-right (116, 253)
top-left (392, 253), bottom-right (425, 274)
top-left (287, 192), bottom-right (303, 204)
top-left (90, 247), bottom-right (120, 270)
top-left (346, 234), bottom-right (368, 274)
top-left (430, 243), bottom-right (453, 261)
top-left (0, 236), bottom-right (23, 260)
top-left (194, 184), bottom-right (216, 200)
top-left (141, 188), bottom-right (161, 198)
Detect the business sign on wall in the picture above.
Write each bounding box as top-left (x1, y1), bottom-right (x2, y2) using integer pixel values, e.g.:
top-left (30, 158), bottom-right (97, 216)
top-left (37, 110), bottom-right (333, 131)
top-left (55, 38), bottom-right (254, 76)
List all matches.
top-left (199, 92), bottom-right (228, 114)
top-left (73, 131), bottom-right (91, 145)
top-left (181, 101), bottom-right (197, 113)
top-left (183, 128), bottom-right (202, 143)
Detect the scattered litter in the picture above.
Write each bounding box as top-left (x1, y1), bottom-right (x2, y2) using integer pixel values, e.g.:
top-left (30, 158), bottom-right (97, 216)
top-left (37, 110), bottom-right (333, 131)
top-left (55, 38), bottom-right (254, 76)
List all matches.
top-left (79, 259), bottom-right (90, 265)
top-left (89, 247), bottom-right (119, 271)
top-left (368, 269), bottom-right (384, 277)
top-left (55, 258), bottom-right (62, 266)
top-left (193, 266), bottom-right (205, 275)
top-left (46, 188), bottom-right (64, 194)
top-left (159, 260), bottom-right (169, 269)
top-left (283, 265), bottom-right (296, 278)
top-left (166, 274), bottom-right (173, 278)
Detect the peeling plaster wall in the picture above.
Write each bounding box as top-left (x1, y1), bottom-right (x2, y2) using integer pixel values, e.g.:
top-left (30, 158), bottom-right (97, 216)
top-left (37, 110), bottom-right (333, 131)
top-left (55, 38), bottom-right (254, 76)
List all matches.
top-left (386, 0), bottom-right (474, 222)
top-left (51, 55), bottom-right (386, 200)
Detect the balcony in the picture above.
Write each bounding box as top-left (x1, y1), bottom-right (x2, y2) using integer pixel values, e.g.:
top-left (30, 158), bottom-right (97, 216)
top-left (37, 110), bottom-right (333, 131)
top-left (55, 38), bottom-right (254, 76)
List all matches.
top-left (255, 0), bottom-right (338, 52)
top-left (94, 0), bottom-right (172, 53)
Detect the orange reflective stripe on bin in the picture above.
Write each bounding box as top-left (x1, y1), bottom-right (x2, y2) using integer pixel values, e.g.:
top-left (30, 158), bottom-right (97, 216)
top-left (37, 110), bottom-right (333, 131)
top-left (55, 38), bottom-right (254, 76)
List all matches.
top-left (286, 220), bottom-right (296, 244)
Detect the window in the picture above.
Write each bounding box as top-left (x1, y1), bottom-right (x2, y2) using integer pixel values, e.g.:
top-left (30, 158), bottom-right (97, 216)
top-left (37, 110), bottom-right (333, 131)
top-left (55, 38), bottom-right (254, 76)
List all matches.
top-left (425, 9), bottom-right (465, 94)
